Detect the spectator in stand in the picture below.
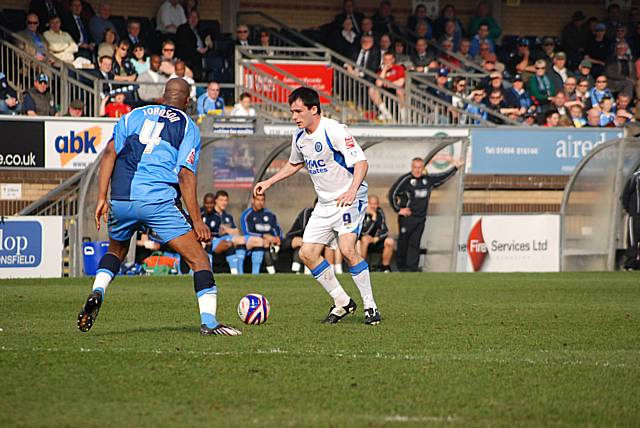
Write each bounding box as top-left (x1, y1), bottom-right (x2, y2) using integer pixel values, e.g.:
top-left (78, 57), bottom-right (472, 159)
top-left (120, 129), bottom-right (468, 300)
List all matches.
top-left (535, 37), bottom-right (557, 69)
top-left (112, 40), bottom-right (137, 83)
top-left (137, 55), bottom-right (166, 104)
top-left (176, 9), bottom-right (207, 81)
top-left (585, 108), bottom-right (601, 126)
top-left (615, 93), bottom-right (635, 116)
top-left (22, 73), bottom-right (56, 116)
top-left (131, 43), bottom-right (150, 75)
top-left (434, 4), bottom-right (464, 41)
top-left (438, 39), bottom-right (461, 70)
top-left (407, 3), bottom-right (432, 33)
top-left (88, 55), bottom-right (115, 96)
top-left (377, 34), bottom-right (392, 69)
top-left (66, 98), bottom-right (84, 117)
top-left (628, 7), bottom-right (640, 35)
top-left (468, 1), bottom-right (501, 42)
top-left (585, 23), bottom-right (611, 78)
top-left (569, 104), bottom-right (586, 127)
top-left (411, 20), bottom-right (432, 44)
top-left (484, 89), bottom-right (519, 124)
top-left (100, 91), bottom-right (131, 118)
top-left (371, 1), bottom-right (399, 36)
top-left (604, 3), bottom-right (623, 40)
top-left (612, 24), bottom-right (631, 51)
top-left (548, 52), bottom-right (572, 95)
top-left (197, 81), bottom-right (225, 117)
top-left (181, 0), bottom-right (198, 15)
top-left (358, 195), bottom-right (394, 272)
top-left (409, 38), bottom-right (435, 72)
top-left (62, 0), bottom-right (93, 59)
top-left (599, 96), bottom-right (616, 126)
top-left (18, 14), bottom-right (48, 61)
top-left (621, 169), bottom-right (640, 270)
top-left (469, 23), bottom-right (494, 58)
top-left (428, 68), bottom-right (452, 103)
top-left (369, 51), bottom-right (405, 121)
top-left (506, 38), bottom-right (535, 79)
top-left (561, 11), bottom-right (589, 70)
top-left (439, 19), bottom-right (461, 52)
top-left (43, 15), bottom-right (78, 64)
top-left (359, 17), bottom-right (376, 40)
top-left (333, 17), bottom-right (358, 58)
top-left (588, 75), bottom-right (613, 109)
top-left (29, 0), bottom-right (63, 33)
top-left (89, 2), bottom-right (117, 44)
top-left (235, 24), bottom-right (251, 48)
top-left (632, 22), bottom-right (640, 58)
top-left (451, 77), bottom-right (468, 110)
top-left (346, 34), bottom-right (379, 81)
top-left (125, 20), bottom-right (148, 52)
top-left (551, 91), bottom-right (570, 121)
top-left (231, 92), bottom-right (256, 117)
top-left (614, 108), bottom-right (634, 126)
top-left (605, 42), bottom-right (638, 99)
top-left (333, 0), bottom-right (364, 35)
top-left (170, 60), bottom-right (196, 100)
top-left (563, 76), bottom-right (579, 103)
top-left (258, 30), bottom-right (275, 57)
top-left (465, 86), bottom-right (489, 124)
top-left (0, 72), bottom-right (20, 115)
top-left (457, 38), bottom-right (472, 61)
top-left (528, 59), bottom-right (555, 108)
top-left (577, 59), bottom-right (595, 87)
top-left (472, 40), bottom-right (492, 64)
top-left (393, 40), bottom-right (412, 70)
top-left (542, 110), bottom-right (559, 126)
top-left (485, 70), bottom-right (510, 102)
top-left (156, 0), bottom-right (187, 35)
top-left (240, 193), bottom-right (282, 275)
top-left (508, 74), bottom-right (535, 116)
top-left (158, 40), bottom-right (192, 78)
top-left (96, 27), bottom-right (117, 59)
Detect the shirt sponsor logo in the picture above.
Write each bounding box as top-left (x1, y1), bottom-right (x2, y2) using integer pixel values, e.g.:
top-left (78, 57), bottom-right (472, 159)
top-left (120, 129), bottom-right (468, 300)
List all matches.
top-left (345, 135), bottom-right (355, 149)
top-left (305, 158), bottom-right (328, 174)
top-left (0, 221), bottom-right (42, 268)
top-left (186, 148), bottom-right (195, 166)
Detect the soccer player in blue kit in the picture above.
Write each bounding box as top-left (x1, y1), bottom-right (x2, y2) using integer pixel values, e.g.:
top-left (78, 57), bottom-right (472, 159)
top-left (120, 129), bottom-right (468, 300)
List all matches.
top-left (77, 78), bottom-right (241, 336)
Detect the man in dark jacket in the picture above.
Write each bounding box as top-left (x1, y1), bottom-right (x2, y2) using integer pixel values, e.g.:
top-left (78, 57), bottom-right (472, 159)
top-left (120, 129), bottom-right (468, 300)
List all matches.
top-left (621, 170), bottom-right (640, 270)
top-left (358, 195), bottom-right (395, 272)
top-left (176, 9), bottom-right (207, 81)
top-left (22, 73), bottom-right (57, 116)
top-left (333, 0), bottom-right (364, 35)
top-left (346, 34), bottom-right (380, 82)
top-left (605, 41), bottom-right (639, 99)
top-left (388, 157), bottom-right (463, 271)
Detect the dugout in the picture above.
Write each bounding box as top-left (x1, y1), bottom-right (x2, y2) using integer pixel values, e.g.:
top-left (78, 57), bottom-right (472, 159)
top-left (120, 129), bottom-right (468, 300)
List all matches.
top-left (560, 137), bottom-right (640, 271)
top-left (74, 133), bottom-right (469, 275)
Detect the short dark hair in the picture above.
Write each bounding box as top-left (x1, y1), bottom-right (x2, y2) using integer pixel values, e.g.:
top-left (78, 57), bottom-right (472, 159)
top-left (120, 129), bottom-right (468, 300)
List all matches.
top-left (99, 55), bottom-right (112, 64)
top-left (288, 87), bottom-right (321, 114)
top-left (545, 110), bottom-right (558, 120)
top-left (214, 190), bottom-right (229, 201)
top-left (412, 157), bottom-right (424, 163)
top-left (239, 92), bottom-right (251, 101)
top-left (203, 192), bottom-right (215, 201)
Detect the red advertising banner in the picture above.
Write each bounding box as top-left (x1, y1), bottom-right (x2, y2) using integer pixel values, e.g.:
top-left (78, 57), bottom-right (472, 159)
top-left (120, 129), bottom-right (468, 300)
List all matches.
top-left (243, 62), bottom-right (333, 103)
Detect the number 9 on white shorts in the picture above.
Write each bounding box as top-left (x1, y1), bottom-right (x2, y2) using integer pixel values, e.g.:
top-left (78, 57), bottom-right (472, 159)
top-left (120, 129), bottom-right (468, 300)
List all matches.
top-left (302, 198), bottom-right (368, 248)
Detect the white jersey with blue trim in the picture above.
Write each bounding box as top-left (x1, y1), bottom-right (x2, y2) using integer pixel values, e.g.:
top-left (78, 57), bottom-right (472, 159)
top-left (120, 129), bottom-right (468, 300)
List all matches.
top-left (289, 117), bottom-right (367, 204)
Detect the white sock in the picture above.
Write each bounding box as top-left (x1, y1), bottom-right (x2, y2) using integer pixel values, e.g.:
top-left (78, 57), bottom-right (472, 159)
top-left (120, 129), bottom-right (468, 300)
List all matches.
top-left (197, 287), bottom-right (218, 327)
top-left (266, 265), bottom-right (276, 274)
top-left (291, 261), bottom-right (301, 272)
top-left (311, 260), bottom-right (350, 307)
top-left (230, 267), bottom-right (239, 275)
top-left (350, 260), bottom-right (376, 309)
top-left (92, 271), bottom-right (114, 298)
top-left (334, 263), bottom-right (343, 274)
top-left (304, 266), bottom-right (311, 275)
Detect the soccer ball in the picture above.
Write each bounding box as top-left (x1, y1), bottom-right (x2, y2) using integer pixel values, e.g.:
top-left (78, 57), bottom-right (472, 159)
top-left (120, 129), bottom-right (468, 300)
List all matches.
top-left (237, 293), bottom-right (270, 325)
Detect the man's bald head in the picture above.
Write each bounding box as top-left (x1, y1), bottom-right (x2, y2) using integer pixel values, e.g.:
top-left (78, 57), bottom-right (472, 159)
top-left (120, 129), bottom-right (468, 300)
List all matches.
top-left (163, 78), bottom-right (190, 110)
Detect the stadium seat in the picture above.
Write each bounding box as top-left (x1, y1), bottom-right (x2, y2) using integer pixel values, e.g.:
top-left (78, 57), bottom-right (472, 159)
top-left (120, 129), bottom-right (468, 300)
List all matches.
top-left (199, 19), bottom-right (220, 38)
top-left (2, 8), bottom-right (27, 32)
top-left (109, 15), bottom-right (128, 39)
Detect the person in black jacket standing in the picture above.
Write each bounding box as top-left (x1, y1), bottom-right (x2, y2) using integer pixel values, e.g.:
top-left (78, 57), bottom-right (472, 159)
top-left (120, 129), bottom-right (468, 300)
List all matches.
top-left (388, 157), bottom-right (462, 272)
top-left (621, 170), bottom-right (640, 271)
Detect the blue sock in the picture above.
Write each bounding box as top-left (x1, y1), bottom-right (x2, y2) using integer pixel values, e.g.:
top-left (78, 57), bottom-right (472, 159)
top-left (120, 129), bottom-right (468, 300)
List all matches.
top-left (235, 247), bottom-right (246, 274)
top-left (225, 253), bottom-right (238, 273)
top-left (251, 250), bottom-right (264, 274)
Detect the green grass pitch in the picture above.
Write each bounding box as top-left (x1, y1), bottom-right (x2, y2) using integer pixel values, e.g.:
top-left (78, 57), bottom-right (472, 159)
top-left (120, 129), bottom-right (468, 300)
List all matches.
top-left (1, 272), bottom-right (639, 427)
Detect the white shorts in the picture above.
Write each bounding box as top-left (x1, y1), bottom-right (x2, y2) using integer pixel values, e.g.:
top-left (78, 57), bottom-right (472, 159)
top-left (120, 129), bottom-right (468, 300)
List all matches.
top-left (303, 197), bottom-right (368, 249)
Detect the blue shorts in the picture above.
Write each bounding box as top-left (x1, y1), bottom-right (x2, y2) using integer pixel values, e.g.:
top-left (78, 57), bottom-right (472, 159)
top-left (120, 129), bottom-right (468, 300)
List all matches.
top-left (211, 234), bottom-right (233, 252)
top-left (108, 199), bottom-right (192, 244)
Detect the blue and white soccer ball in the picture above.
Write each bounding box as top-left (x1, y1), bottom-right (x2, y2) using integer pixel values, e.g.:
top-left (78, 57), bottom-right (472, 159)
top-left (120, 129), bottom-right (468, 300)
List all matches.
top-left (237, 293), bottom-right (270, 325)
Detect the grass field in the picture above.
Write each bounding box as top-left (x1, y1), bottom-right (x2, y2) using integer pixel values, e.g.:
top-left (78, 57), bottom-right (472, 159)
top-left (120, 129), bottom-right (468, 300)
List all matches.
top-left (1, 272), bottom-right (639, 427)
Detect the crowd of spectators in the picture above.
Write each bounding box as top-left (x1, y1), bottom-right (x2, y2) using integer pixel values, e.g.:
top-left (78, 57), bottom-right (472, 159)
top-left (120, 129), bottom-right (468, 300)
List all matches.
top-left (2, 1), bottom-right (640, 128)
top-left (319, 1), bottom-right (640, 127)
top-left (0, 0), bottom-right (258, 119)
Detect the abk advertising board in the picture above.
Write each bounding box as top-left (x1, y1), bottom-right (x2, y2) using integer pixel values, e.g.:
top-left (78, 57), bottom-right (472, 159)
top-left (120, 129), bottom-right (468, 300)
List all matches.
top-left (456, 215), bottom-right (560, 272)
top-left (45, 120), bottom-right (116, 169)
top-left (0, 216), bottom-right (63, 278)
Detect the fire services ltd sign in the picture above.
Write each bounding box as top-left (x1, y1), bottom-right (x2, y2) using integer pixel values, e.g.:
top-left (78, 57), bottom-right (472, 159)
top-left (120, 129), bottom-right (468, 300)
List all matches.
top-left (456, 215), bottom-right (560, 272)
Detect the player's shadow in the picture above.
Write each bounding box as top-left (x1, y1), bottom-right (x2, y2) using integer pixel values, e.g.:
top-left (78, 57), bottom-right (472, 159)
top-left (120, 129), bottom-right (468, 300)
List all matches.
top-left (92, 325), bottom-right (196, 336)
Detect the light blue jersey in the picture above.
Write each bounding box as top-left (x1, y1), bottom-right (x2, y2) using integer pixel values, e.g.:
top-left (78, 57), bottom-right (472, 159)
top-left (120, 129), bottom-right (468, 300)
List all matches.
top-left (111, 104), bottom-right (200, 202)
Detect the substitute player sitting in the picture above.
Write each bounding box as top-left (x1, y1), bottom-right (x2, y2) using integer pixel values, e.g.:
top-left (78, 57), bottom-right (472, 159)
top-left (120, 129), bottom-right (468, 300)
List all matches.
top-left (358, 195), bottom-right (395, 272)
top-left (201, 190), bottom-right (246, 274)
top-left (240, 193), bottom-right (282, 274)
top-left (77, 78), bottom-right (241, 336)
top-left (253, 86), bottom-right (381, 325)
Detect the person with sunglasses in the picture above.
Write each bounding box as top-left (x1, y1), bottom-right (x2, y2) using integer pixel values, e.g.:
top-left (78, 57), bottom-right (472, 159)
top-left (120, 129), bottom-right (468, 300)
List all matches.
top-left (112, 39), bottom-right (137, 83)
top-left (18, 13), bottom-right (48, 61)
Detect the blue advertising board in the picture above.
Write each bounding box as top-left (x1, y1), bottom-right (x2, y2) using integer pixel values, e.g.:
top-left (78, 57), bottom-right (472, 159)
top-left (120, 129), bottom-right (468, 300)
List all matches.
top-left (469, 128), bottom-right (623, 175)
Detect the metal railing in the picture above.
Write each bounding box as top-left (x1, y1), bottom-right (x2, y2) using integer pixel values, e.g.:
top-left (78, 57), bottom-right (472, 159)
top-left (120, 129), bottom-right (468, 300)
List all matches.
top-left (0, 25), bottom-right (101, 116)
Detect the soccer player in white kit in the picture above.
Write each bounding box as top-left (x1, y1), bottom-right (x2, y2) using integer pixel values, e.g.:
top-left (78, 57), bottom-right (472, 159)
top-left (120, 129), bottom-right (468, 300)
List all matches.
top-left (254, 87), bottom-right (380, 325)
